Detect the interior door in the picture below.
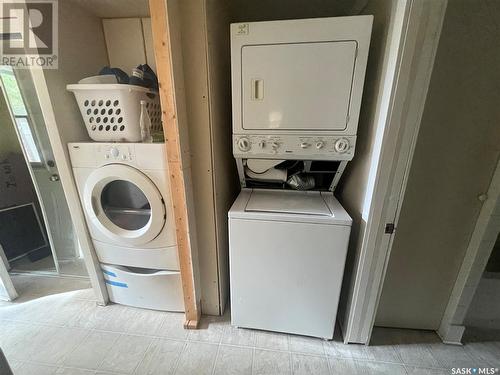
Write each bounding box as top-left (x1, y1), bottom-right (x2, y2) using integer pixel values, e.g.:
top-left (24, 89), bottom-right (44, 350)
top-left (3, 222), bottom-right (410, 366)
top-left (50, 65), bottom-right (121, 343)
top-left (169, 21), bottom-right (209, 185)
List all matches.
top-left (375, 0), bottom-right (500, 329)
top-left (0, 67), bottom-right (81, 273)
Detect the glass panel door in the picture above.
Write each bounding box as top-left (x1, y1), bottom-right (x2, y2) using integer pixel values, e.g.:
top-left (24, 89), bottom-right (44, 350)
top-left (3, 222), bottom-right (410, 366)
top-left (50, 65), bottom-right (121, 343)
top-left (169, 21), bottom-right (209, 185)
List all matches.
top-left (0, 66), bottom-right (87, 277)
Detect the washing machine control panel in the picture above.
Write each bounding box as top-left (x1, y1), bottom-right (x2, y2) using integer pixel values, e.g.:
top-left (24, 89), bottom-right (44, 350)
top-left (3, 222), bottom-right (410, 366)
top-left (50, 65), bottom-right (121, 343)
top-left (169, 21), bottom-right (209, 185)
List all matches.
top-left (233, 135), bottom-right (356, 160)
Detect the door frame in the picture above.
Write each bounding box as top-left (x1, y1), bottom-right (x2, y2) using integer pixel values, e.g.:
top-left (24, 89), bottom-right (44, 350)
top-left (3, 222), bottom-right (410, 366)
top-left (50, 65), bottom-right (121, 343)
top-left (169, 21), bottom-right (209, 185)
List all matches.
top-left (343, 0), bottom-right (448, 344)
top-left (438, 159), bottom-right (500, 344)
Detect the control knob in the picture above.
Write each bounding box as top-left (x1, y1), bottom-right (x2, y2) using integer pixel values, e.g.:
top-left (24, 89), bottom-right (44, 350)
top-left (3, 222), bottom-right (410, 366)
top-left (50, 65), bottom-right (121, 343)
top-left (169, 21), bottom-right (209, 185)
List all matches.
top-left (237, 137), bottom-right (251, 152)
top-left (300, 142), bottom-right (310, 149)
top-left (110, 147), bottom-right (119, 158)
top-left (334, 138), bottom-right (350, 153)
top-left (315, 141), bottom-right (325, 149)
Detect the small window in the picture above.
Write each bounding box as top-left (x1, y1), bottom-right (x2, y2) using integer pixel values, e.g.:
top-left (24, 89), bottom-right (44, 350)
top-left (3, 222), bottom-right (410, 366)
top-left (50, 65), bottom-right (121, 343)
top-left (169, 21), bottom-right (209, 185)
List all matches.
top-left (0, 66), bottom-right (42, 164)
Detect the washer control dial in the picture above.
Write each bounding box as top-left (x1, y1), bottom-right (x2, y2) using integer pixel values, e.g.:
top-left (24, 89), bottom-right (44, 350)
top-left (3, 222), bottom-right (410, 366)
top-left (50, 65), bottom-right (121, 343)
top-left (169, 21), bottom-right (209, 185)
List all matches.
top-left (316, 141), bottom-right (325, 149)
top-left (110, 147), bottom-right (120, 158)
top-left (237, 137), bottom-right (251, 152)
top-left (334, 138), bottom-right (350, 153)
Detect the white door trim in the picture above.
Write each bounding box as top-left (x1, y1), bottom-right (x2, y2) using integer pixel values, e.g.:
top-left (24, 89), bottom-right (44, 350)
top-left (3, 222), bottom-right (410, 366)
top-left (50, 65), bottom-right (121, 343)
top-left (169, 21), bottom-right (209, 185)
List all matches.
top-left (343, 0), bottom-right (448, 344)
top-left (438, 159), bottom-right (500, 344)
top-left (0, 244), bottom-right (18, 301)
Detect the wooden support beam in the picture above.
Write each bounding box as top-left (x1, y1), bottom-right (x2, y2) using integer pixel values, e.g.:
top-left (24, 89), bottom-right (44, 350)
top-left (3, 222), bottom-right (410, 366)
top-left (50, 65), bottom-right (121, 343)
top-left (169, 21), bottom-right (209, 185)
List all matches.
top-left (149, 0), bottom-right (201, 329)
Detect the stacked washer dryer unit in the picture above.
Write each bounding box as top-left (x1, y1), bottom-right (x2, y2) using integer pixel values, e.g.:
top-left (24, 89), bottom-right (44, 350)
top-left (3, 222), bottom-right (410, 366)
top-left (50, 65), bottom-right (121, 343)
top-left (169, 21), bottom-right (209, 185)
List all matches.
top-left (69, 143), bottom-right (184, 311)
top-left (229, 16), bottom-right (373, 339)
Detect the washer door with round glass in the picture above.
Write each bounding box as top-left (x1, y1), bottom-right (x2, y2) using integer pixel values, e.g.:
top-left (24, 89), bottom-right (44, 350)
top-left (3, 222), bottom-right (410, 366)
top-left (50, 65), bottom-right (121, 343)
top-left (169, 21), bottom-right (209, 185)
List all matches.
top-left (83, 164), bottom-right (165, 246)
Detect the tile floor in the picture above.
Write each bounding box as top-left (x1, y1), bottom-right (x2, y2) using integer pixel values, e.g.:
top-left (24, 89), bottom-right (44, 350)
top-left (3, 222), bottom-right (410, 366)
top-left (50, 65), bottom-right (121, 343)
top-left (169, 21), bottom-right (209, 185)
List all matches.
top-left (1, 274), bottom-right (499, 375)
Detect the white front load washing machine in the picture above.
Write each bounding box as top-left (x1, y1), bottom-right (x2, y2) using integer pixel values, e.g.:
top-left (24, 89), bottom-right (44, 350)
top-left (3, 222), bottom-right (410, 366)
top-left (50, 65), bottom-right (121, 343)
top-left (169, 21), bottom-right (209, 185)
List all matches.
top-left (69, 142), bottom-right (183, 311)
top-left (229, 189), bottom-right (352, 339)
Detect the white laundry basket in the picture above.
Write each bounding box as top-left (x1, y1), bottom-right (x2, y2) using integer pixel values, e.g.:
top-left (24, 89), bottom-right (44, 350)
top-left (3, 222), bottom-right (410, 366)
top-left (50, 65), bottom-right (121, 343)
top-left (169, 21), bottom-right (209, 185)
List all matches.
top-left (67, 84), bottom-right (162, 142)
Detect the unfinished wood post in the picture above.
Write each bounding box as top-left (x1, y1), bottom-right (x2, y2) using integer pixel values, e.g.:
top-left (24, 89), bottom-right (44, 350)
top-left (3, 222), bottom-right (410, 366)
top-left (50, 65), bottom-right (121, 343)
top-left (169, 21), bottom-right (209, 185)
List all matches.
top-left (149, 0), bottom-right (201, 329)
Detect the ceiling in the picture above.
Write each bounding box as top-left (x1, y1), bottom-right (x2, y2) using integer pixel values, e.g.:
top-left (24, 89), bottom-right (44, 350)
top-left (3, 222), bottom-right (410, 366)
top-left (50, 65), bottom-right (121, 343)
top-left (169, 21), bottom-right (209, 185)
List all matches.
top-left (68, 0), bottom-right (150, 18)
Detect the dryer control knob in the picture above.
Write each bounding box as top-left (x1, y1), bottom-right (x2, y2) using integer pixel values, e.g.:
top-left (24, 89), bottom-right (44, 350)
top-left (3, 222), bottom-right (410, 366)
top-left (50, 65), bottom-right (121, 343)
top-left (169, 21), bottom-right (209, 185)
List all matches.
top-left (316, 141), bottom-right (325, 149)
top-left (334, 138), bottom-right (350, 153)
top-left (237, 137), bottom-right (251, 152)
top-left (110, 147), bottom-right (120, 158)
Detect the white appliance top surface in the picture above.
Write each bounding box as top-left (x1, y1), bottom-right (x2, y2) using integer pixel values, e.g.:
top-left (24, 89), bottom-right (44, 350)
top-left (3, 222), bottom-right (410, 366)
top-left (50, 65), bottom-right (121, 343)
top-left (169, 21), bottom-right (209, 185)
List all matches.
top-left (229, 189), bottom-right (352, 225)
top-left (246, 189), bottom-right (332, 216)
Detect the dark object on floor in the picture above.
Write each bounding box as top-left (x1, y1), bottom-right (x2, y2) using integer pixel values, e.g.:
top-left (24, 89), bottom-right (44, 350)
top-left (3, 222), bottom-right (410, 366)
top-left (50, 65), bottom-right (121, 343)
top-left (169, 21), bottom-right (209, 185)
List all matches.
top-left (0, 203), bottom-right (48, 260)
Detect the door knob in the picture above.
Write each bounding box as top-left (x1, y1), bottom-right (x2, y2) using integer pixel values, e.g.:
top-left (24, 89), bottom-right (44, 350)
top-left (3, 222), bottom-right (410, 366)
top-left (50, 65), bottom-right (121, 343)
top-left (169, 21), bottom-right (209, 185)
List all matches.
top-left (49, 174), bottom-right (60, 182)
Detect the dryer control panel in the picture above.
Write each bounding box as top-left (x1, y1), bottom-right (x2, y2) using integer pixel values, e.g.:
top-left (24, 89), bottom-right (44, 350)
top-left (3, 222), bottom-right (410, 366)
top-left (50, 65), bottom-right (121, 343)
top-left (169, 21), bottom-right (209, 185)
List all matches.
top-left (233, 135), bottom-right (356, 161)
top-left (103, 144), bottom-right (134, 162)
top-left (68, 142), bottom-right (167, 170)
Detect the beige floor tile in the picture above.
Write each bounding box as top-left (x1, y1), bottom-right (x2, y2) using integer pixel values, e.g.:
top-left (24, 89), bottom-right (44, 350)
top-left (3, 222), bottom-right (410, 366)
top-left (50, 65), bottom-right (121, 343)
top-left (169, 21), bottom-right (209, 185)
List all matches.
top-left (289, 335), bottom-right (325, 355)
top-left (328, 357), bottom-right (406, 375)
top-left (97, 334), bottom-right (152, 374)
top-left (91, 304), bottom-right (138, 333)
top-left (71, 288), bottom-right (95, 301)
top-left (0, 321), bottom-right (42, 360)
top-left (156, 312), bottom-right (189, 340)
top-left (175, 342), bottom-right (218, 375)
top-left (291, 353), bottom-right (329, 375)
top-left (6, 359), bottom-right (23, 372)
top-left (14, 362), bottom-right (58, 375)
top-left (187, 315), bottom-right (228, 343)
top-left (213, 345), bottom-right (253, 375)
top-left (427, 342), bottom-right (477, 368)
top-left (405, 366), bottom-right (448, 375)
top-left (55, 367), bottom-right (94, 375)
top-left (27, 325), bottom-right (89, 365)
top-left (255, 331), bottom-right (289, 351)
top-left (464, 341), bottom-right (500, 367)
top-left (62, 330), bottom-right (120, 370)
top-left (122, 307), bottom-right (166, 336)
top-left (134, 338), bottom-right (184, 375)
top-left (221, 325), bottom-right (257, 347)
top-left (63, 300), bottom-right (103, 329)
top-left (253, 349), bottom-right (291, 375)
